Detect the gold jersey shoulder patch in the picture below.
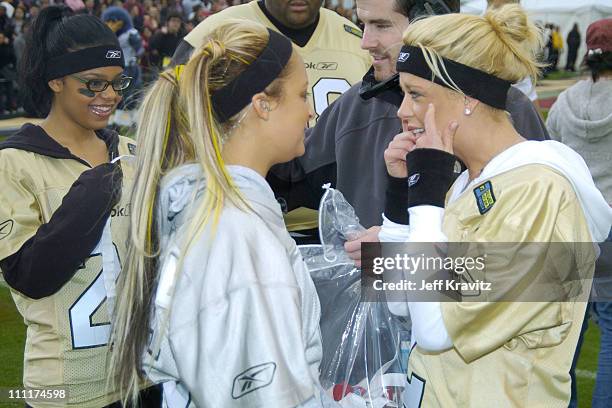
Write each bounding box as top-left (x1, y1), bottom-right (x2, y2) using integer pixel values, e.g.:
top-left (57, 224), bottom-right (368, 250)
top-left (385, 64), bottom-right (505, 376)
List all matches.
top-left (344, 24), bottom-right (363, 39)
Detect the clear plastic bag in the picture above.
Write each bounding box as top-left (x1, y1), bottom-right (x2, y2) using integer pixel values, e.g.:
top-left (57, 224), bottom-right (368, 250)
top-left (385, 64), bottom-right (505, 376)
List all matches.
top-left (300, 185), bottom-right (410, 408)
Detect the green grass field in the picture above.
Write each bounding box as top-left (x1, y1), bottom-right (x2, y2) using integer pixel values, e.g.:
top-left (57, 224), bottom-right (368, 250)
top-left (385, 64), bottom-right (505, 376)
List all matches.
top-left (543, 70), bottom-right (581, 81)
top-left (0, 285), bottom-right (27, 408)
top-left (0, 285), bottom-right (604, 407)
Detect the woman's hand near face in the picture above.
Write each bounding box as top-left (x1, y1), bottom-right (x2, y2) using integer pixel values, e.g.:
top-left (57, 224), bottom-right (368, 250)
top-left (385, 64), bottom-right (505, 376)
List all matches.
top-left (415, 103), bottom-right (458, 154)
top-left (384, 131), bottom-right (419, 178)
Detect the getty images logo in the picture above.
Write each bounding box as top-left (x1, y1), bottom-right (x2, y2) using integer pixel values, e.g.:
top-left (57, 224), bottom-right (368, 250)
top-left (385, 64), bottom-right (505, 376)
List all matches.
top-left (106, 50), bottom-right (122, 59)
top-left (398, 52), bottom-right (410, 62)
top-left (231, 362), bottom-right (276, 399)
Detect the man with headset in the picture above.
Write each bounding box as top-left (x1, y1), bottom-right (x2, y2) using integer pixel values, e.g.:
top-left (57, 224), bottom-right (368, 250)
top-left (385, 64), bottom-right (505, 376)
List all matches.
top-left (267, 0), bottom-right (550, 249)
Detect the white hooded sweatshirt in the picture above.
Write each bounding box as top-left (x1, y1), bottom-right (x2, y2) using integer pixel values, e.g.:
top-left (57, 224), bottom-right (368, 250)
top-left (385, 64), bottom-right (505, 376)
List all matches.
top-left (547, 78), bottom-right (612, 204)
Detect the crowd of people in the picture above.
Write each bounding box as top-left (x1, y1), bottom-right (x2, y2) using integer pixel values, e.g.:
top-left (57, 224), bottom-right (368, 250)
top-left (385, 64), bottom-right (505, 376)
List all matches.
top-left (0, 0), bottom-right (611, 408)
top-left (0, 0), bottom-right (359, 115)
top-left (0, 0), bottom-right (598, 116)
top-left (541, 22), bottom-right (583, 74)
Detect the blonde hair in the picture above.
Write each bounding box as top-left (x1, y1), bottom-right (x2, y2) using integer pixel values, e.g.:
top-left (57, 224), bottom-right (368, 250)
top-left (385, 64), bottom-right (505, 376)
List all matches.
top-left (487, 0), bottom-right (519, 9)
top-left (402, 4), bottom-right (543, 98)
top-left (109, 20), bottom-right (292, 406)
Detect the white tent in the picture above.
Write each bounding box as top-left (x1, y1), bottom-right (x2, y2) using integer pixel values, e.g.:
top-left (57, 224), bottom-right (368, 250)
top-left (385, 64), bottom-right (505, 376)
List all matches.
top-left (461, 0), bottom-right (612, 70)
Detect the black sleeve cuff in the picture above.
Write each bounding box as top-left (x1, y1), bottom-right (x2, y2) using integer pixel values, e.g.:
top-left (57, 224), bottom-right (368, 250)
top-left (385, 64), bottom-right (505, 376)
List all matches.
top-left (406, 148), bottom-right (457, 208)
top-left (384, 174), bottom-right (409, 224)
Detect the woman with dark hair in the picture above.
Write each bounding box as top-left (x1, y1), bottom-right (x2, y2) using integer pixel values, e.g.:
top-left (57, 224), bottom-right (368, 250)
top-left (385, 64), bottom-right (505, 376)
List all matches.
top-left (0, 5), bottom-right (160, 407)
top-left (548, 17), bottom-right (612, 408)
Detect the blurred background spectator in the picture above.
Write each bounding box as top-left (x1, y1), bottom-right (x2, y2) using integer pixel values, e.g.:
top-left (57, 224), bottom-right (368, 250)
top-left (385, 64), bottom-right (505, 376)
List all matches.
top-left (101, 6), bottom-right (144, 109)
top-left (149, 9), bottom-right (184, 68)
top-left (565, 23), bottom-right (581, 72)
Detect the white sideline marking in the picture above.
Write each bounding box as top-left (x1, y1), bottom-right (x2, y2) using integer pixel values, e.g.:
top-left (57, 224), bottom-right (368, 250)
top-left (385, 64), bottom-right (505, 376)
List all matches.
top-left (576, 369), bottom-right (597, 380)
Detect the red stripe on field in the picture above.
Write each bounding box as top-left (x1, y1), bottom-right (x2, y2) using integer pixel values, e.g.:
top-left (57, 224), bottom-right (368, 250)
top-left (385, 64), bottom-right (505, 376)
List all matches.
top-left (539, 97), bottom-right (557, 109)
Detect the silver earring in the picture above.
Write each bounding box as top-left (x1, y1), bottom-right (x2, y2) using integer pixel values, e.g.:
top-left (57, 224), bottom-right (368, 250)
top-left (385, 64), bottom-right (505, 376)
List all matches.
top-left (261, 101), bottom-right (270, 111)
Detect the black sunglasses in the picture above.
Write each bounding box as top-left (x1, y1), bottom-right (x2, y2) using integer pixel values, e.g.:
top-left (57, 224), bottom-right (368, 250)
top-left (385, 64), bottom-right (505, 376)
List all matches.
top-left (70, 75), bottom-right (133, 93)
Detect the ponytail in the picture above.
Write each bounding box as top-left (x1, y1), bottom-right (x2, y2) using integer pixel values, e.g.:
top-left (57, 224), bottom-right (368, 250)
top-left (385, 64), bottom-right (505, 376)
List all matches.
top-left (585, 51), bottom-right (612, 82)
top-left (108, 62), bottom-right (192, 407)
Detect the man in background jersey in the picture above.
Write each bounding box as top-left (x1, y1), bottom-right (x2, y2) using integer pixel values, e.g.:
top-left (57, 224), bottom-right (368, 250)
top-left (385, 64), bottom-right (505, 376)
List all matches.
top-left (172, 0), bottom-right (370, 125)
top-left (267, 0), bottom-right (550, 247)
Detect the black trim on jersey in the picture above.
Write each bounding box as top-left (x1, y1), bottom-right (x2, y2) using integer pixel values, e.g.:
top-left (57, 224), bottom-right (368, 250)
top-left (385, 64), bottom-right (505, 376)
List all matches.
top-left (0, 133), bottom-right (123, 299)
top-left (170, 1), bottom-right (322, 65)
top-left (90, 296), bottom-right (109, 327)
top-left (406, 370), bottom-right (427, 408)
top-left (257, 0), bottom-right (319, 48)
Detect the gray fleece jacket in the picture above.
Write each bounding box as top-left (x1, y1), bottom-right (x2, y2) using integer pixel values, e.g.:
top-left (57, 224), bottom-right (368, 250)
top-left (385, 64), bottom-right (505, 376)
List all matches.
top-left (547, 78), bottom-right (612, 204)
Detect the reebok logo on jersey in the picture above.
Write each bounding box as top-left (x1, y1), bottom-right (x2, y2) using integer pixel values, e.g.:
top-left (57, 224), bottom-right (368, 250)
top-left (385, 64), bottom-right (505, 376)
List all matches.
top-left (0, 219), bottom-right (13, 240)
top-left (304, 62), bottom-right (338, 71)
top-left (316, 62), bottom-right (338, 71)
top-left (408, 173), bottom-right (420, 187)
top-left (128, 143), bottom-right (136, 155)
top-left (398, 52), bottom-right (410, 63)
top-left (473, 181), bottom-right (496, 214)
top-left (106, 50), bottom-right (122, 59)
top-left (231, 362), bottom-right (276, 399)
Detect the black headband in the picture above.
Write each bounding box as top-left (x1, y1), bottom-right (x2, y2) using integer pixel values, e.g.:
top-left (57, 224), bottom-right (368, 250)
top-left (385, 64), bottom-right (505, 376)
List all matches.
top-left (396, 45), bottom-right (511, 110)
top-left (211, 29), bottom-right (293, 123)
top-left (45, 45), bottom-right (126, 81)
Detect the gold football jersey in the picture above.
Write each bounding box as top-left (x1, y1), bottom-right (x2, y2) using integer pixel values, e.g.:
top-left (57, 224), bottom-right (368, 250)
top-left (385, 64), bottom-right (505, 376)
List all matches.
top-left (183, 1), bottom-right (371, 126)
top-left (0, 136), bottom-right (136, 407)
top-left (404, 165), bottom-right (595, 408)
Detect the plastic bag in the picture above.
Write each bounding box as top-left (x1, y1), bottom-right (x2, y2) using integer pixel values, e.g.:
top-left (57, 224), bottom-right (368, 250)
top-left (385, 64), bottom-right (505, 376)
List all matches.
top-left (300, 185), bottom-right (410, 408)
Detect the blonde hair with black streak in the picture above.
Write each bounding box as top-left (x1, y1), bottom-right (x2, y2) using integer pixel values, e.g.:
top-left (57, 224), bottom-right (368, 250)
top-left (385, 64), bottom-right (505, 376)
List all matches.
top-left (402, 4), bottom-right (543, 103)
top-left (109, 19), bottom-right (292, 407)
